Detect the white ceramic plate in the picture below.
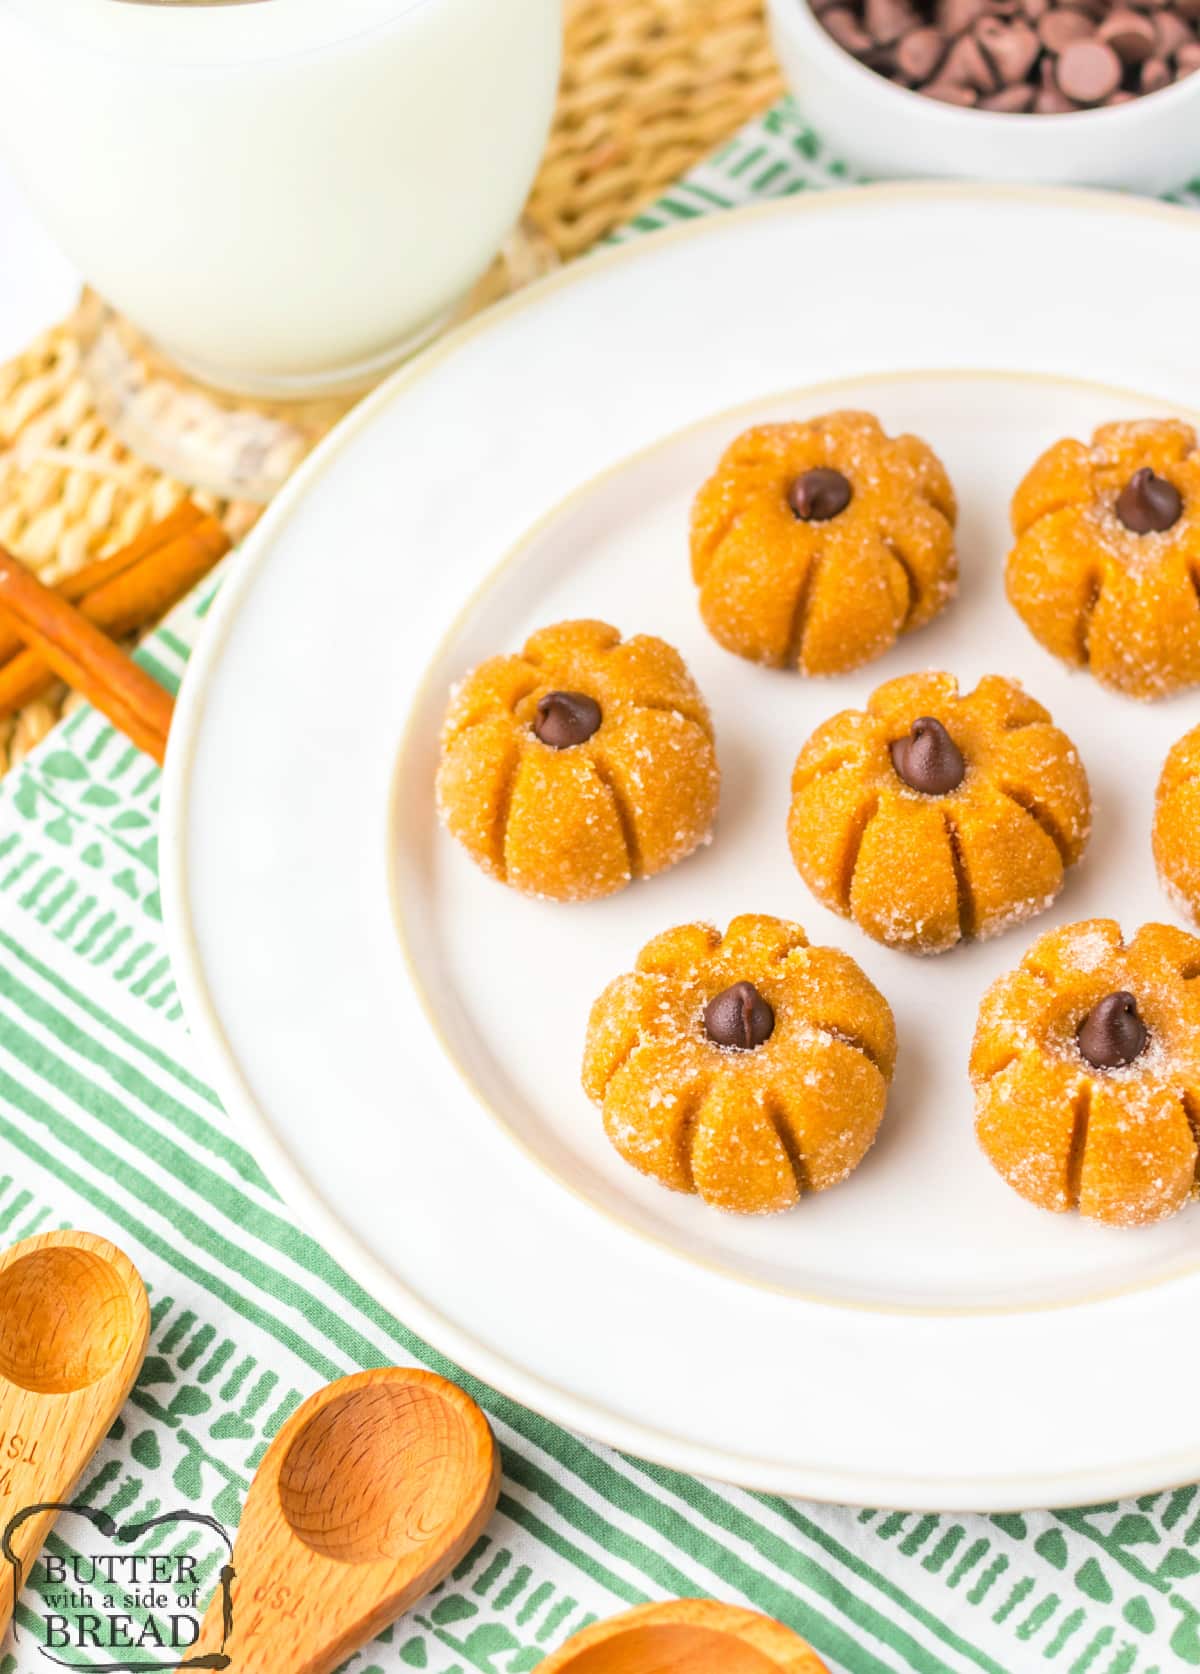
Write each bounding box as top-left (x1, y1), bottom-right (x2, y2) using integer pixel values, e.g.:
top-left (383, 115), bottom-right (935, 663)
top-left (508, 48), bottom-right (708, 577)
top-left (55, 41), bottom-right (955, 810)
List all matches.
top-left (163, 186), bottom-right (1200, 1510)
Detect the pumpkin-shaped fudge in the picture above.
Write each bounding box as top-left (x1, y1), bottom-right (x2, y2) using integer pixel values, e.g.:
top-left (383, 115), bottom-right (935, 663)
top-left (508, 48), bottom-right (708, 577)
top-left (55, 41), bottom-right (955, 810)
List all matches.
top-left (436, 619), bottom-right (719, 902)
top-left (972, 920), bottom-right (1200, 1228)
top-left (582, 914), bottom-right (896, 1214)
top-left (787, 672), bottom-right (1091, 955)
top-left (1155, 724), bottom-right (1200, 923)
top-left (1008, 419), bottom-right (1200, 700)
top-left (689, 412), bottom-right (957, 675)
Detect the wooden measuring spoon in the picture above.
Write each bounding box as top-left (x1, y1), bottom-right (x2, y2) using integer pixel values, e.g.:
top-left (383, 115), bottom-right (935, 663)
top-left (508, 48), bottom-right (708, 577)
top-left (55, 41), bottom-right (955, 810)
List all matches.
top-left (537, 1600), bottom-right (831, 1674)
top-left (0, 1229), bottom-right (150, 1635)
top-left (191, 1366), bottom-right (500, 1674)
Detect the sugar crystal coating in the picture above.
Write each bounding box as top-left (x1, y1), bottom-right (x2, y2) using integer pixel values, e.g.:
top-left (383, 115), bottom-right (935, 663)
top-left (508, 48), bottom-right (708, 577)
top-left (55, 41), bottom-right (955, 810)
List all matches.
top-left (437, 619), bottom-right (719, 902)
top-left (582, 914), bottom-right (897, 1214)
top-left (787, 671), bottom-right (1091, 955)
top-left (972, 919), bottom-right (1200, 1228)
top-left (689, 412), bottom-right (957, 675)
top-left (1007, 418), bottom-right (1200, 701)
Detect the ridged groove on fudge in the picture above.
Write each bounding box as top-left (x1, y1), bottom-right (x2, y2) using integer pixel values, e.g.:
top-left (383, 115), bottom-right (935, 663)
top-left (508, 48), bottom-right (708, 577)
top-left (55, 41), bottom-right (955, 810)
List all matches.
top-left (1153, 722), bottom-right (1200, 925)
top-left (942, 813), bottom-right (974, 942)
top-left (883, 536), bottom-right (919, 629)
top-left (588, 745), bottom-right (643, 877)
top-left (837, 794), bottom-right (881, 916)
top-left (1007, 419), bottom-right (1200, 701)
top-left (1063, 1083), bottom-right (1091, 1214)
top-left (787, 672), bottom-right (1091, 955)
top-left (995, 782), bottom-right (1074, 869)
top-left (436, 618), bottom-right (719, 902)
top-left (971, 918), bottom-right (1200, 1228)
top-left (689, 413), bottom-right (957, 675)
top-left (582, 914), bottom-right (897, 1215)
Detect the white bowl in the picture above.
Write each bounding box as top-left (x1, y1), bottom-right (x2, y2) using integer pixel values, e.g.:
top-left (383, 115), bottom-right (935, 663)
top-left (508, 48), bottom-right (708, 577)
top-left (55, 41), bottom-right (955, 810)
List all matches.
top-left (767, 0), bottom-right (1200, 192)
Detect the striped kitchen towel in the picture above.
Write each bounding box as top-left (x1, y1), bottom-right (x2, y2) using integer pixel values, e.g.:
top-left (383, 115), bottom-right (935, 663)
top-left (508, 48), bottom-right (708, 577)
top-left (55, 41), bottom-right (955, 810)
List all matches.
top-left (0, 99), bottom-right (1197, 1674)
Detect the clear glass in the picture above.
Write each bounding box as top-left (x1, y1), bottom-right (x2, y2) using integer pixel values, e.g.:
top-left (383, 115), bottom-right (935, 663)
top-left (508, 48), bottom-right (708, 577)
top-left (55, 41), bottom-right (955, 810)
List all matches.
top-left (0, 0), bottom-right (561, 494)
top-left (0, 0), bottom-right (562, 395)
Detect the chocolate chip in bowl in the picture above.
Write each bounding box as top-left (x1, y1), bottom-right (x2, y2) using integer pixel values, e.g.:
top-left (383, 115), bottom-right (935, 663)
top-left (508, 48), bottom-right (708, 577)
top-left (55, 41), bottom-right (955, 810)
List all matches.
top-left (812, 0), bottom-right (1200, 109)
top-left (767, 0), bottom-right (1200, 187)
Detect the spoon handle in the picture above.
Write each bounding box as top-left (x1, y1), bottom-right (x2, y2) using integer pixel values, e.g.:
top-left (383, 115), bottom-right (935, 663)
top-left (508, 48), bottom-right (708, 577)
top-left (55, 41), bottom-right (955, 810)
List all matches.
top-left (191, 1368), bottom-right (499, 1674)
top-left (0, 1231), bottom-right (149, 1638)
top-left (189, 1517), bottom-right (418, 1674)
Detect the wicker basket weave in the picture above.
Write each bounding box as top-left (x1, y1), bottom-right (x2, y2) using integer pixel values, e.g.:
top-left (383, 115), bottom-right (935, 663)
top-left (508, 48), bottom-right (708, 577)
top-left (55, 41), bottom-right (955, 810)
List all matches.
top-left (0, 0), bottom-right (781, 774)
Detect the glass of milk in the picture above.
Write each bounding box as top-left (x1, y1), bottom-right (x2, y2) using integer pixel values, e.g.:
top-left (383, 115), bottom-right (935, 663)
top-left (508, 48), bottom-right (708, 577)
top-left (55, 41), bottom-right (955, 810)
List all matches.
top-left (0, 0), bottom-right (562, 398)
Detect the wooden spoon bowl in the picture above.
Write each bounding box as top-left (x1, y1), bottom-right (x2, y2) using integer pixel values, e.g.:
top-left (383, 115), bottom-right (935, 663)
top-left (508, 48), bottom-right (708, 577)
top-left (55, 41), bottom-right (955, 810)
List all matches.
top-left (193, 1366), bottom-right (500, 1674)
top-left (536, 1600), bottom-right (830, 1674)
top-left (276, 1376), bottom-right (491, 1564)
top-left (0, 1230), bottom-right (149, 1634)
top-left (0, 1240), bottom-right (138, 1394)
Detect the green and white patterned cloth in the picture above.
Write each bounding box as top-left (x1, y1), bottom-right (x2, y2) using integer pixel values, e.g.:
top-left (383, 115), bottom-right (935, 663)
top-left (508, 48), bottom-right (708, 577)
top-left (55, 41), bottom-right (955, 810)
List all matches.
top-left (1, 100), bottom-right (1199, 1674)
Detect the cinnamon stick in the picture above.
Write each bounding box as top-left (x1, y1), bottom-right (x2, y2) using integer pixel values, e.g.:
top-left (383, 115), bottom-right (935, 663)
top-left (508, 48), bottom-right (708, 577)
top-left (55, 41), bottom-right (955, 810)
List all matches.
top-left (0, 509), bottom-right (229, 720)
top-left (0, 501), bottom-right (206, 666)
top-left (0, 550), bottom-right (174, 764)
top-left (77, 511), bottom-right (229, 639)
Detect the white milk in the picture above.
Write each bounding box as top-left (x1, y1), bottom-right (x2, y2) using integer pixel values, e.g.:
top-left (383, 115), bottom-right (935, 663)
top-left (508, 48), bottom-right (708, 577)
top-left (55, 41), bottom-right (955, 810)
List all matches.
top-left (0, 0), bottom-right (561, 393)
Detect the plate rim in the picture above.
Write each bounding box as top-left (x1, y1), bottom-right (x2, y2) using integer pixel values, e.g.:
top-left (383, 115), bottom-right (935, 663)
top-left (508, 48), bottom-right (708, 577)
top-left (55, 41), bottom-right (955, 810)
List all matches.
top-left (162, 181), bottom-right (1200, 1508)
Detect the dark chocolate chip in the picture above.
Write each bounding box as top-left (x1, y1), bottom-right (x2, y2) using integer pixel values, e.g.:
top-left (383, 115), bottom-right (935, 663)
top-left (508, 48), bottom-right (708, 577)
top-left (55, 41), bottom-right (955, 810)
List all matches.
top-left (1056, 36), bottom-right (1123, 98)
top-left (925, 75), bottom-right (980, 99)
top-left (532, 690), bottom-right (602, 748)
top-left (704, 981), bottom-right (776, 1051)
top-left (1034, 83), bottom-right (1079, 108)
top-left (897, 23), bottom-right (948, 77)
top-left (941, 30), bottom-right (995, 82)
top-left (937, 0), bottom-right (986, 32)
top-left (890, 716), bottom-right (966, 795)
top-left (787, 467), bottom-right (853, 521)
top-left (981, 81), bottom-right (1037, 105)
top-left (822, 6), bottom-right (875, 51)
top-left (1077, 991), bottom-right (1149, 1070)
top-left (1115, 466), bottom-right (1183, 533)
top-left (976, 16), bottom-right (1041, 78)
top-left (1038, 8), bottom-right (1094, 50)
top-left (867, 0), bottom-right (921, 44)
top-left (1098, 6), bottom-right (1158, 58)
top-left (1153, 10), bottom-right (1192, 50)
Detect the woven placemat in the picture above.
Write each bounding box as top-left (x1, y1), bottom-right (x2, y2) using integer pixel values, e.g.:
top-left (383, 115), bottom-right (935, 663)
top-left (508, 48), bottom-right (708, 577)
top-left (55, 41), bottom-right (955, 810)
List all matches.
top-left (0, 0), bottom-right (781, 776)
